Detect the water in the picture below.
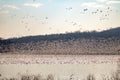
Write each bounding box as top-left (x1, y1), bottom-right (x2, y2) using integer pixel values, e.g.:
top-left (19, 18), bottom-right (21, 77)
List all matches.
top-left (0, 55), bottom-right (119, 80)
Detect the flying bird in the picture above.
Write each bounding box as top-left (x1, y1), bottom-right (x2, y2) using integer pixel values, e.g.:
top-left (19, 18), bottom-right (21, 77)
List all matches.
top-left (96, 9), bottom-right (99, 11)
top-left (66, 7), bottom-right (72, 11)
top-left (92, 11), bottom-right (97, 14)
top-left (83, 8), bottom-right (88, 11)
top-left (45, 17), bottom-right (48, 19)
top-left (100, 10), bottom-right (103, 13)
top-left (28, 29), bottom-right (30, 31)
top-left (73, 23), bottom-right (77, 26)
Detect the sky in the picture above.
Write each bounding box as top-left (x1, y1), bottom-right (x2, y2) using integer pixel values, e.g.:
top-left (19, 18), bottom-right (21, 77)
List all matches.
top-left (0, 0), bottom-right (120, 39)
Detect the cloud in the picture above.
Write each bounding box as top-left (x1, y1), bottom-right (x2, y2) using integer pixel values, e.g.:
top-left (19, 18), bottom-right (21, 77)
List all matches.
top-left (81, 2), bottom-right (104, 8)
top-left (0, 10), bottom-right (9, 14)
top-left (81, 0), bottom-right (120, 8)
top-left (97, 0), bottom-right (120, 4)
top-left (24, 3), bottom-right (44, 8)
top-left (106, 0), bottom-right (120, 4)
top-left (4, 5), bottom-right (20, 10)
top-left (96, 0), bottom-right (110, 2)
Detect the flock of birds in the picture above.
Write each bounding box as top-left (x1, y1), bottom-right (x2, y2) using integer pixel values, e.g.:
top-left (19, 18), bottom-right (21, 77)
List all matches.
top-left (19, 15), bottom-right (49, 32)
top-left (9, 0), bottom-right (116, 32)
top-left (66, 6), bottom-right (112, 20)
top-left (64, 6), bottom-right (113, 31)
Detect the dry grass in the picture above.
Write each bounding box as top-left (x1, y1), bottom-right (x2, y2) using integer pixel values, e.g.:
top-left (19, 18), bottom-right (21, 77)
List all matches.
top-left (0, 72), bottom-right (120, 80)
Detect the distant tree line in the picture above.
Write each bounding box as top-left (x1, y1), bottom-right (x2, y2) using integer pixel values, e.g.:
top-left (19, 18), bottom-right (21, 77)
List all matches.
top-left (0, 27), bottom-right (120, 54)
top-left (0, 27), bottom-right (119, 44)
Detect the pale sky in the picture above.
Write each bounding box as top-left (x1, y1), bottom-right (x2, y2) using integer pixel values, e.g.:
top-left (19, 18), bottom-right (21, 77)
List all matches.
top-left (0, 0), bottom-right (120, 39)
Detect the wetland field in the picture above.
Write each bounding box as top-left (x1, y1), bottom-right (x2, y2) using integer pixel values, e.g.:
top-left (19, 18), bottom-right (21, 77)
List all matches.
top-left (0, 54), bottom-right (120, 80)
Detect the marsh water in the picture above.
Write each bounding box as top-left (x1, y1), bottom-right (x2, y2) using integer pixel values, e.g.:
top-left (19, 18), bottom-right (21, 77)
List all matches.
top-left (0, 55), bottom-right (119, 80)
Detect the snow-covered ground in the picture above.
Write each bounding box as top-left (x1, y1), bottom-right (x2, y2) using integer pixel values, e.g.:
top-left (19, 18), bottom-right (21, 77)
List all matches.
top-left (0, 54), bottom-right (119, 64)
